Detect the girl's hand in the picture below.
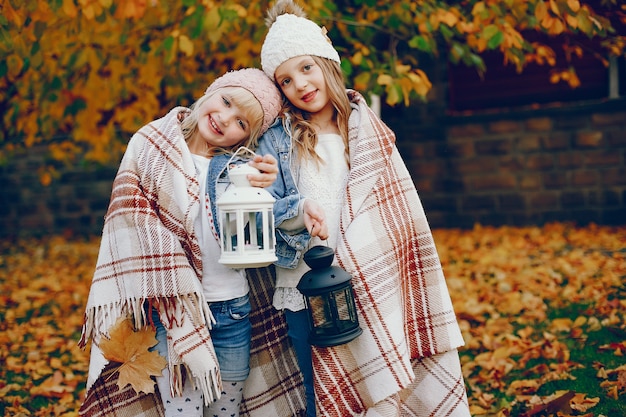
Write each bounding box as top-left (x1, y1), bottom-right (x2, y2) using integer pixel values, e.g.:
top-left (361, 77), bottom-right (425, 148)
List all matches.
top-left (303, 199), bottom-right (328, 240)
top-left (247, 154), bottom-right (278, 188)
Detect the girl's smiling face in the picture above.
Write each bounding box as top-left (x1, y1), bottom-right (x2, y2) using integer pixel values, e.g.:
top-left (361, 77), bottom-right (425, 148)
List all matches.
top-left (195, 88), bottom-right (253, 148)
top-left (274, 55), bottom-right (333, 117)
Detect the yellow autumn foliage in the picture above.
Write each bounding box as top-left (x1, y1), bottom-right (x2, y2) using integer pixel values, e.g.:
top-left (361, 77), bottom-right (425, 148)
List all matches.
top-left (1, 223), bottom-right (624, 415)
top-left (0, 0), bottom-right (624, 173)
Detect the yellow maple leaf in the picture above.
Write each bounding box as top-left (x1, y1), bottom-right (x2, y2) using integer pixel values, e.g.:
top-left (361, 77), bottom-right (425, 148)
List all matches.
top-left (99, 317), bottom-right (167, 394)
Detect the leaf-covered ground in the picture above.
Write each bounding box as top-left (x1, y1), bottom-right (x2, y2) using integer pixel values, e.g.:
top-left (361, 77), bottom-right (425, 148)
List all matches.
top-left (1, 223), bottom-right (624, 416)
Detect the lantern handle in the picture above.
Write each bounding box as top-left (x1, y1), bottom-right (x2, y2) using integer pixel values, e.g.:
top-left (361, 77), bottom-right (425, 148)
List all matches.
top-left (305, 237), bottom-right (331, 251)
top-left (226, 146), bottom-right (257, 174)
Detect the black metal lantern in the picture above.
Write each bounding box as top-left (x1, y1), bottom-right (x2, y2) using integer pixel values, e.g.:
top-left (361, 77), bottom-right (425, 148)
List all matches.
top-left (297, 245), bottom-right (362, 347)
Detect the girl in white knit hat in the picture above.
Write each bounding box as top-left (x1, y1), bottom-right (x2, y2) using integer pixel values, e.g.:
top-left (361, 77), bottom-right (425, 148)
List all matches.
top-left (250, 1), bottom-right (472, 416)
top-left (79, 68), bottom-right (283, 417)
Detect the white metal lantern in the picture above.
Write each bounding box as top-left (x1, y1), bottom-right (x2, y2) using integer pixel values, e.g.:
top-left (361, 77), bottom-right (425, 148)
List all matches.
top-left (217, 161), bottom-right (277, 268)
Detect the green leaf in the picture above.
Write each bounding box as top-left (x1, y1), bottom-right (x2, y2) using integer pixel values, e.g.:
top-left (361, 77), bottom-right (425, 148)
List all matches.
top-left (67, 50), bottom-right (79, 68)
top-left (63, 98), bottom-right (87, 117)
top-left (50, 76), bottom-right (62, 90)
top-left (0, 26), bottom-right (13, 50)
top-left (487, 31), bottom-right (504, 49)
top-left (385, 83), bottom-right (402, 106)
top-left (388, 14), bottom-right (401, 30)
top-left (22, 57), bottom-right (30, 73)
top-left (322, 1), bottom-right (338, 13)
top-left (482, 24), bottom-right (499, 40)
top-left (30, 41), bottom-right (40, 55)
top-left (577, 13), bottom-right (592, 34)
top-left (49, 0), bottom-right (63, 11)
top-left (184, 8), bottom-right (204, 39)
top-left (218, 8), bottom-right (239, 23)
top-left (340, 59), bottom-right (353, 77)
top-left (162, 36), bottom-right (175, 52)
top-left (469, 53), bottom-right (486, 73)
top-left (439, 24), bottom-right (453, 40)
top-left (409, 35), bottom-right (432, 53)
top-left (450, 42), bottom-right (465, 63)
top-left (34, 21), bottom-right (47, 39)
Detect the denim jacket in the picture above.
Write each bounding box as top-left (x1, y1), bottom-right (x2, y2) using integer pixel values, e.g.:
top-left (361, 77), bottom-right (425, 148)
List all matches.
top-left (205, 152), bottom-right (246, 242)
top-left (255, 118), bottom-right (311, 269)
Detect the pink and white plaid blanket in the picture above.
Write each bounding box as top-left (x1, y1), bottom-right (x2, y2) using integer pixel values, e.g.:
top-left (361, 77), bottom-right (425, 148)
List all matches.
top-left (79, 107), bottom-right (221, 415)
top-left (240, 91), bottom-right (470, 416)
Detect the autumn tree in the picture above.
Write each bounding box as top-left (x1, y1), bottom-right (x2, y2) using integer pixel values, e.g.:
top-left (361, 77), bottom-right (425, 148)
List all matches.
top-left (324, 0), bottom-right (625, 105)
top-left (1, 0), bottom-right (624, 182)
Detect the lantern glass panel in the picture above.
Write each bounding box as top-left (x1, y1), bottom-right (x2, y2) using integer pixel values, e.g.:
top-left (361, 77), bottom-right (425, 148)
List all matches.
top-left (335, 287), bottom-right (358, 323)
top-left (221, 211), bottom-right (236, 252)
top-left (263, 208), bottom-right (275, 250)
top-left (308, 287), bottom-right (359, 337)
top-left (221, 209), bottom-right (268, 251)
top-left (308, 294), bottom-right (332, 330)
top-left (247, 211), bottom-right (258, 249)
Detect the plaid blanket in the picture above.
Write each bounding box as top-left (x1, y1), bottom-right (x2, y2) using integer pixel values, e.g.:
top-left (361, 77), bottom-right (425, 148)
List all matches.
top-left (79, 107), bottom-right (221, 415)
top-left (80, 266), bottom-right (302, 417)
top-left (240, 91), bottom-right (469, 416)
top-left (79, 363), bottom-right (166, 417)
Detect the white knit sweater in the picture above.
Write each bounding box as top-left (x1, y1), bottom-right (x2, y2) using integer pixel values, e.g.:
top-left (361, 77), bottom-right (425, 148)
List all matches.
top-left (272, 133), bottom-right (349, 311)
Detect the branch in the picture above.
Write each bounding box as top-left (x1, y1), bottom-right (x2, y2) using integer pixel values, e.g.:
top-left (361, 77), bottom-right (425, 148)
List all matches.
top-left (319, 16), bottom-right (405, 39)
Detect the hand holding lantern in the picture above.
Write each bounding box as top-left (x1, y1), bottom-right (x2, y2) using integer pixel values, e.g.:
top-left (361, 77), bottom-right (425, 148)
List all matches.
top-left (216, 148), bottom-right (277, 269)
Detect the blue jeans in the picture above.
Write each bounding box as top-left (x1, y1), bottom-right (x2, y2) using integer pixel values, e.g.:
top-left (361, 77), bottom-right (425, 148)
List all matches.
top-left (153, 294), bottom-right (252, 382)
top-left (285, 309), bottom-right (316, 417)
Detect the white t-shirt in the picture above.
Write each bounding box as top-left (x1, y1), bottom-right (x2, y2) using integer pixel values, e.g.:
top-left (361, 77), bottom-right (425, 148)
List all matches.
top-left (191, 154), bottom-right (249, 302)
top-left (273, 133), bottom-right (349, 311)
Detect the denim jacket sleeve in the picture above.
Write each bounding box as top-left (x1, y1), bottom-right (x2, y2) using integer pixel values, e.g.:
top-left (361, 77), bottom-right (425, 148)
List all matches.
top-left (206, 153), bottom-right (232, 240)
top-left (256, 119), bottom-right (311, 269)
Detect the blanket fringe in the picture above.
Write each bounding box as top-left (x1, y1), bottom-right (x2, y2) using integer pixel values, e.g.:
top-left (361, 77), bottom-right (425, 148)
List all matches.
top-left (196, 367), bottom-right (222, 406)
top-left (169, 364), bottom-right (222, 406)
top-left (153, 293), bottom-right (215, 332)
top-left (79, 298), bottom-right (146, 348)
top-left (81, 293), bottom-right (221, 407)
top-left (80, 292), bottom-right (214, 348)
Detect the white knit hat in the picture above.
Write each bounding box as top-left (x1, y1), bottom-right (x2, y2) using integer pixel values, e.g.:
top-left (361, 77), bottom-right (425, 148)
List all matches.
top-left (261, 13), bottom-right (340, 79)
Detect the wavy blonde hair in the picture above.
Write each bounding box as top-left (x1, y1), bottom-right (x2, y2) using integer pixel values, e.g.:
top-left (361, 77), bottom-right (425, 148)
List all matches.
top-left (181, 86), bottom-right (264, 155)
top-left (283, 56), bottom-right (351, 167)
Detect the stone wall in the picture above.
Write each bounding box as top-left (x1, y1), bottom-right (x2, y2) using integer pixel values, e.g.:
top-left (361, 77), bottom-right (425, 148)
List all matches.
top-left (1, 99), bottom-right (625, 238)
top-left (0, 152), bottom-right (117, 239)
top-left (384, 99), bottom-right (626, 229)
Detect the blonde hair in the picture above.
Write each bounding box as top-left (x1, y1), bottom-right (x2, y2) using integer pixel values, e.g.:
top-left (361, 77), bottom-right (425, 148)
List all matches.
top-left (284, 56), bottom-right (351, 166)
top-left (181, 86), bottom-right (264, 155)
